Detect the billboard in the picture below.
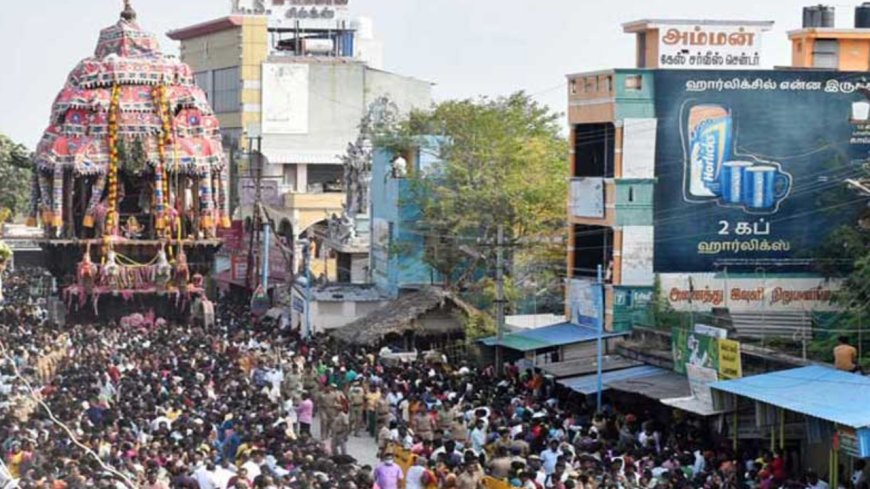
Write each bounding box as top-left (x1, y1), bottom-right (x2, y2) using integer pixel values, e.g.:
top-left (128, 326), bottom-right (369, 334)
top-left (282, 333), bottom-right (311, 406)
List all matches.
top-left (660, 274), bottom-right (841, 312)
top-left (671, 326), bottom-right (719, 375)
top-left (654, 70), bottom-right (869, 272)
top-left (656, 24), bottom-right (768, 70)
top-left (568, 278), bottom-right (603, 328)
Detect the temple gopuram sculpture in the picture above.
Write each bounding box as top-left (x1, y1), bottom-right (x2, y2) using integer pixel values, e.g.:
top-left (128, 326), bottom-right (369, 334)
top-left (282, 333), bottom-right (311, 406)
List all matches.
top-left (31, 1), bottom-right (229, 320)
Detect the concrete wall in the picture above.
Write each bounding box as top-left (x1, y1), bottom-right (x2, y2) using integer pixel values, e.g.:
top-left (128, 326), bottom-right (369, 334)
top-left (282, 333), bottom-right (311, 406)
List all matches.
top-left (370, 144), bottom-right (440, 298)
top-left (260, 62), bottom-right (432, 164)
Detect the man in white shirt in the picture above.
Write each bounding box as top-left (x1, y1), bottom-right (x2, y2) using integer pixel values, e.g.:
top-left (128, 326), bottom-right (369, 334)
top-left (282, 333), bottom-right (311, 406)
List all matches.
top-left (193, 462), bottom-right (218, 489)
top-left (241, 450), bottom-right (265, 482)
top-left (540, 439), bottom-right (561, 475)
top-left (470, 420), bottom-right (488, 454)
top-left (211, 461), bottom-right (236, 489)
top-left (405, 457), bottom-right (429, 489)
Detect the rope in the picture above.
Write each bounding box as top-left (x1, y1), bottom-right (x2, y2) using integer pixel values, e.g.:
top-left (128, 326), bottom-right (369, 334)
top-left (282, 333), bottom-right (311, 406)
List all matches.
top-left (0, 340), bottom-right (138, 489)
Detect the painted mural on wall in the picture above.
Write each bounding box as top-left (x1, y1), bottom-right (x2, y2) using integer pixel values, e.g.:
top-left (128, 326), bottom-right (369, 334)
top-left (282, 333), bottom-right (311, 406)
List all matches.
top-left (654, 70), bottom-right (870, 272)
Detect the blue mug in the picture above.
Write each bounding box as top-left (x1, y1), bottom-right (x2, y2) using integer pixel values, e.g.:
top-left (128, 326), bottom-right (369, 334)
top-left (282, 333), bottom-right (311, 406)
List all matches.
top-left (741, 165), bottom-right (791, 210)
top-left (719, 161), bottom-right (754, 204)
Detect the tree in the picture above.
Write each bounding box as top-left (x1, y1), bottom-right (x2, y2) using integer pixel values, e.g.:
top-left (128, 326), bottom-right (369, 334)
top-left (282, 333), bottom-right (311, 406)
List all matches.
top-left (807, 163), bottom-right (870, 366)
top-left (0, 134), bottom-right (33, 218)
top-left (381, 92), bottom-right (568, 309)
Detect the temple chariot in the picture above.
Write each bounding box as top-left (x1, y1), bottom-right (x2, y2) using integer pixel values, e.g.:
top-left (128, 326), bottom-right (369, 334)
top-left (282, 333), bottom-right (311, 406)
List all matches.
top-left (29, 2), bottom-right (230, 321)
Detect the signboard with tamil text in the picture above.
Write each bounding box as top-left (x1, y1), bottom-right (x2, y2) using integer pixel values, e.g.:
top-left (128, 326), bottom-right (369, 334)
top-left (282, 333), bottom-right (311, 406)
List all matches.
top-left (657, 24), bottom-right (768, 70)
top-left (660, 274), bottom-right (841, 312)
top-left (718, 338), bottom-right (743, 379)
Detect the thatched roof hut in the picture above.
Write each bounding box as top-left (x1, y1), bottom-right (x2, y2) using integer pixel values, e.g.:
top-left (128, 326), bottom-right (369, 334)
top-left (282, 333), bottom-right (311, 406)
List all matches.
top-left (330, 287), bottom-right (476, 346)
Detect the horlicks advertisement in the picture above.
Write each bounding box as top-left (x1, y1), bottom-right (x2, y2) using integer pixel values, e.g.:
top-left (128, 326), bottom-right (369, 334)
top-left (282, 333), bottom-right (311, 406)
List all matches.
top-left (654, 70), bottom-right (869, 272)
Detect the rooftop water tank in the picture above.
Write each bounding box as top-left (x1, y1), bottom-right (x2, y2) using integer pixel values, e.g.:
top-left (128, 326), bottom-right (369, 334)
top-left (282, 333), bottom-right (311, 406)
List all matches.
top-left (803, 5), bottom-right (835, 28)
top-left (857, 2), bottom-right (870, 28)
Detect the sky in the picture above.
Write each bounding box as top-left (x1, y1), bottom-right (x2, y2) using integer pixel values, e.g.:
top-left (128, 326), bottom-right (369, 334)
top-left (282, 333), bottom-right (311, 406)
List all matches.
top-left (0, 0), bottom-right (856, 149)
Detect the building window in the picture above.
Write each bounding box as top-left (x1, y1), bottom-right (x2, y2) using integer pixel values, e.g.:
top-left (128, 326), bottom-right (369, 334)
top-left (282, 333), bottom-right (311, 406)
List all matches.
top-left (636, 33), bottom-right (647, 68)
top-left (813, 39), bottom-right (839, 69)
top-left (212, 66), bottom-right (240, 114)
top-left (628, 186), bottom-right (635, 203)
top-left (605, 76), bottom-right (613, 93)
top-left (194, 71), bottom-right (213, 101)
top-left (585, 77), bottom-right (597, 92)
top-left (575, 123), bottom-right (615, 178)
top-left (625, 75), bottom-right (643, 90)
top-left (570, 79), bottom-right (577, 95)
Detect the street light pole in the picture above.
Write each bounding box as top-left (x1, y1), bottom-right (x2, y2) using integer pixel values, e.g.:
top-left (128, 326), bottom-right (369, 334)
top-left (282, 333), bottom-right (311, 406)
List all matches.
top-left (596, 263), bottom-right (604, 412)
top-left (495, 225), bottom-right (506, 375)
top-left (297, 238), bottom-right (313, 339)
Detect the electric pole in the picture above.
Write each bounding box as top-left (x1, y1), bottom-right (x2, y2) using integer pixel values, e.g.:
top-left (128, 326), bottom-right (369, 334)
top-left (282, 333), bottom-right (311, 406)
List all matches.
top-left (495, 224), bottom-right (506, 375)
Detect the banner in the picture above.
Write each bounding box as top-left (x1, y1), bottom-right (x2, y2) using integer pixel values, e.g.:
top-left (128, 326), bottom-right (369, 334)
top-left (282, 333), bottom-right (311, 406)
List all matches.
top-left (569, 278), bottom-right (603, 328)
top-left (686, 364), bottom-right (719, 412)
top-left (672, 327), bottom-right (719, 374)
top-left (660, 274), bottom-right (841, 312)
top-left (718, 338), bottom-right (743, 379)
top-left (653, 71), bottom-right (868, 272)
top-left (695, 323), bottom-right (728, 339)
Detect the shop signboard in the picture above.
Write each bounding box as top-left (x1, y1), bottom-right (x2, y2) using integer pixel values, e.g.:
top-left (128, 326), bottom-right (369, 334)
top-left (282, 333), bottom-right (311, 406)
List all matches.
top-left (656, 23), bottom-right (767, 70)
top-left (660, 274), bottom-right (841, 312)
top-left (695, 323), bottom-right (728, 339)
top-left (568, 278), bottom-right (603, 329)
top-left (672, 326), bottom-right (719, 375)
top-left (718, 338), bottom-right (743, 379)
top-left (836, 426), bottom-right (870, 458)
top-left (685, 364), bottom-right (719, 412)
top-left (653, 70), bottom-right (869, 273)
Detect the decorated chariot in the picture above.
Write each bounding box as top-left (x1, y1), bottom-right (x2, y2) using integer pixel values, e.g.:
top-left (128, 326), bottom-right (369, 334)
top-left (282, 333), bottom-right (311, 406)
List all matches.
top-left (29, 2), bottom-right (229, 319)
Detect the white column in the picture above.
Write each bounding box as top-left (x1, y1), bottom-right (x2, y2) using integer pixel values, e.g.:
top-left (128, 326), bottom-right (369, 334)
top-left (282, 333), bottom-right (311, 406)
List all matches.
top-left (296, 164), bottom-right (308, 193)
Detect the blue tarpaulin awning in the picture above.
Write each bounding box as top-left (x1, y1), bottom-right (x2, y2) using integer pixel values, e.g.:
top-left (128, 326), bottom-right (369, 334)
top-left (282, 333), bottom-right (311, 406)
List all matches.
top-left (479, 322), bottom-right (628, 352)
top-left (559, 365), bottom-right (670, 395)
top-left (711, 365), bottom-right (870, 429)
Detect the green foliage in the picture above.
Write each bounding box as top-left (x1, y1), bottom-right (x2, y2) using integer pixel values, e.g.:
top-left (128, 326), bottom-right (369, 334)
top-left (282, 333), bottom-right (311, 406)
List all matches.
top-left (652, 275), bottom-right (687, 331)
top-left (0, 134), bottom-right (33, 217)
top-left (807, 163), bottom-right (870, 367)
top-left (386, 92), bottom-right (569, 295)
top-left (461, 310), bottom-right (497, 340)
top-left (0, 240), bottom-right (12, 263)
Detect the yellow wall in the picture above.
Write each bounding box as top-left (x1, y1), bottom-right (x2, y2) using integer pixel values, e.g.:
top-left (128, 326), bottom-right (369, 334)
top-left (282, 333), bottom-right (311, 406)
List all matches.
top-left (240, 17), bottom-right (269, 131)
top-left (177, 17), bottom-right (268, 131)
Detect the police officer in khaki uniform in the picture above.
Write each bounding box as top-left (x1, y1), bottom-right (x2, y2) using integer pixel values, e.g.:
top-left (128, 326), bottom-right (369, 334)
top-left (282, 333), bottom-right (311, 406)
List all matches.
top-left (348, 380), bottom-right (366, 436)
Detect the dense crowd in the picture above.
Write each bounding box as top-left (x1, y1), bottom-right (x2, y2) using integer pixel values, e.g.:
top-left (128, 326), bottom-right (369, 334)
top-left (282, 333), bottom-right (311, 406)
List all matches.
top-left (1, 267), bottom-right (869, 489)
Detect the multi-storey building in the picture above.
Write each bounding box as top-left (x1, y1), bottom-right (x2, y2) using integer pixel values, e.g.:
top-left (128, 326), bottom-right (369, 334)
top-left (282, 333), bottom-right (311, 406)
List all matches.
top-left (566, 9), bottom-right (869, 335)
top-left (167, 0), bottom-right (432, 278)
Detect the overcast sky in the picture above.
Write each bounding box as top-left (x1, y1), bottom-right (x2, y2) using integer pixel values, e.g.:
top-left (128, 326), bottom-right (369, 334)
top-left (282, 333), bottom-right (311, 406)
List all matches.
top-left (0, 0), bottom-right (855, 148)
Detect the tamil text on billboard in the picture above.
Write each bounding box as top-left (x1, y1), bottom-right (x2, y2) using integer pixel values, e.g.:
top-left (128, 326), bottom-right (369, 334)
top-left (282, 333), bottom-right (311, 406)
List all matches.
top-left (657, 24), bottom-right (767, 70)
top-left (654, 71), bottom-right (869, 272)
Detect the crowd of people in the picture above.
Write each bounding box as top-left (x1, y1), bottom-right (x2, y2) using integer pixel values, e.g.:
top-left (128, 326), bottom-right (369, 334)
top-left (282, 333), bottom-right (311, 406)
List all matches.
top-left (1, 267), bottom-right (869, 489)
